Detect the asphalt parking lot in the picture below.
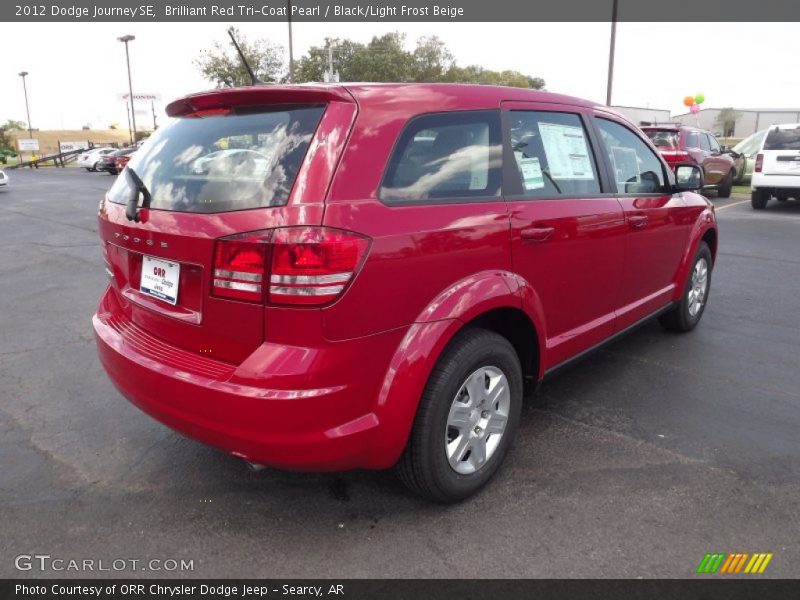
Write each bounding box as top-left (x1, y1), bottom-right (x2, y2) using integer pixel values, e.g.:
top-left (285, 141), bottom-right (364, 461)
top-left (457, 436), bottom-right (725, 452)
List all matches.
top-left (1, 168), bottom-right (798, 578)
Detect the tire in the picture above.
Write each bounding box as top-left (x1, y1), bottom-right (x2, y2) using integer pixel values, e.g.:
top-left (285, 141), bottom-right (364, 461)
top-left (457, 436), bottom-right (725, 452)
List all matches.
top-left (717, 170), bottom-right (733, 198)
top-left (751, 189), bottom-right (769, 209)
top-left (91, 161), bottom-right (99, 172)
top-left (659, 242), bottom-right (712, 333)
top-left (396, 327), bottom-right (523, 503)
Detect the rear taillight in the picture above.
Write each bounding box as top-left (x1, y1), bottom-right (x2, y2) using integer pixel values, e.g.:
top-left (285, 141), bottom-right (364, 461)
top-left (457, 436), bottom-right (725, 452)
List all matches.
top-left (755, 153), bottom-right (764, 173)
top-left (661, 150), bottom-right (691, 162)
top-left (212, 227), bottom-right (370, 306)
top-left (212, 232), bottom-right (270, 302)
top-left (269, 227), bottom-right (369, 306)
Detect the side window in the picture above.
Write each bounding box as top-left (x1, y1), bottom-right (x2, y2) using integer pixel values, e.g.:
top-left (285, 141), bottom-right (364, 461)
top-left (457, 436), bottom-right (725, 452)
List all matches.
top-left (596, 118), bottom-right (668, 195)
top-left (707, 134), bottom-right (721, 152)
top-left (506, 111), bottom-right (600, 197)
top-left (699, 134), bottom-right (711, 151)
top-left (684, 132), bottom-right (699, 148)
top-left (380, 110), bottom-right (501, 203)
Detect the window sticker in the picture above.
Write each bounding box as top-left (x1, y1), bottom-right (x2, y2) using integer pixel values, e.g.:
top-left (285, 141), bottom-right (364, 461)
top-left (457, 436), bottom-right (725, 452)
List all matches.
top-left (538, 122), bottom-right (595, 180)
top-left (516, 153), bottom-right (544, 190)
top-left (610, 146), bottom-right (641, 186)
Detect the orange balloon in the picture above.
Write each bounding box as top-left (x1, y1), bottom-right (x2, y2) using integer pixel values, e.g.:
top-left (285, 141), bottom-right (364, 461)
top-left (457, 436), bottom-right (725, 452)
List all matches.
top-left (683, 96), bottom-right (695, 107)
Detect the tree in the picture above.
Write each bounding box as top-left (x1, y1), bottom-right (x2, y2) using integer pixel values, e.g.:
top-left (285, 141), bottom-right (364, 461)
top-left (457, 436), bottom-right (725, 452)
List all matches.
top-left (0, 120), bottom-right (22, 153)
top-left (293, 32), bottom-right (544, 89)
top-left (715, 107), bottom-right (742, 137)
top-left (411, 36), bottom-right (454, 82)
top-left (3, 119), bottom-right (26, 132)
top-left (195, 27), bottom-right (285, 87)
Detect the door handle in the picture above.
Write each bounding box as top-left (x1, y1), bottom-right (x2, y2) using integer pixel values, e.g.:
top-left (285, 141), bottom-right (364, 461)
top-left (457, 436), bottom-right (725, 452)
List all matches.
top-left (627, 215), bottom-right (648, 229)
top-left (520, 226), bottom-right (555, 242)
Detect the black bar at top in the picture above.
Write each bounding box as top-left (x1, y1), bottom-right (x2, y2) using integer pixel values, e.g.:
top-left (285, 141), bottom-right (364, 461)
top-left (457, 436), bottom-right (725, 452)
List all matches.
top-left (2, 0), bottom-right (800, 22)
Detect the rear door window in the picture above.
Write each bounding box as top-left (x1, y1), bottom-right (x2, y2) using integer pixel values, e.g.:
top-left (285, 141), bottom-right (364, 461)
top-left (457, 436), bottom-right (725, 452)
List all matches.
top-left (506, 111), bottom-right (600, 197)
top-left (698, 134), bottom-right (711, 151)
top-left (644, 129), bottom-right (680, 150)
top-left (380, 110), bottom-right (502, 203)
top-left (596, 118), bottom-right (668, 195)
top-left (684, 132), bottom-right (700, 148)
top-left (763, 127), bottom-right (800, 151)
top-left (107, 105), bottom-right (325, 214)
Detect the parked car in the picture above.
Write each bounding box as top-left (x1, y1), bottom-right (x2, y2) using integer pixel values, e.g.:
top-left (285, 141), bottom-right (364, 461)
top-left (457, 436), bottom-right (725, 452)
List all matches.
top-left (77, 147), bottom-right (116, 172)
top-left (751, 123), bottom-right (800, 209)
top-left (96, 147), bottom-right (135, 175)
top-left (115, 151), bottom-right (135, 172)
top-left (642, 125), bottom-right (736, 197)
top-left (0, 169), bottom-right (8, 188)
top-left (729, 130), bottom-right (767, 184)
top-left (94, 84), bottom-right (718, 502)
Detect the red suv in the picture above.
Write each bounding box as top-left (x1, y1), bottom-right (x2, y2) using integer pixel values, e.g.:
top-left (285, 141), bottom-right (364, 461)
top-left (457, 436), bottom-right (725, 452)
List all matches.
top-left (642, 126), bottom-right (736, 197)
top-left (94, 84), bottom-right (717, 502)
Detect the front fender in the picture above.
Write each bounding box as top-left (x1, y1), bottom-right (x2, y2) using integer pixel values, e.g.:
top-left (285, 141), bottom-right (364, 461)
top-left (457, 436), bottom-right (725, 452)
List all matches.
top-left (363, 270), bottom-right (542, 468)
top-left (672, 208), bottom-right (718, 303)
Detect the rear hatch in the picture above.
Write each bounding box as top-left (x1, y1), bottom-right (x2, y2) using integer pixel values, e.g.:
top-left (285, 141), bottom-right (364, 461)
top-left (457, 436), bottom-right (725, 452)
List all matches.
top-left (760, 125), bottom-right (800, 176)
top-left (98, 86), bottom-right (356, 364)
top-left (642, 128), bottom-right (687, 165)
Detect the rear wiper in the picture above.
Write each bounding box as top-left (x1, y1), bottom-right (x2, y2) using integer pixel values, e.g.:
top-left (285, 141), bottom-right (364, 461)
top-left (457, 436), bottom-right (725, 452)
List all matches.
top-left (124, 166), bottom-right (151, 223)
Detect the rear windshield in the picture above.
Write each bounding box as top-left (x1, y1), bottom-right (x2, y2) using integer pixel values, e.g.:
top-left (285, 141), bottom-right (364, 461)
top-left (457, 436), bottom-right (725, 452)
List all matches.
top-left (643, 129), bottom-right (680, 149)
top-left (107, 105), bottom-right (325, 213)
top-left (763, 127), bottom-right (800, 151)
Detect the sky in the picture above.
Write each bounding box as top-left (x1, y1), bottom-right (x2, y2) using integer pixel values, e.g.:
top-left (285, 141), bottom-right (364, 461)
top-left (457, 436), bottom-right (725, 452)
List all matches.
top-left (1, 21), bottom-right (799, 131)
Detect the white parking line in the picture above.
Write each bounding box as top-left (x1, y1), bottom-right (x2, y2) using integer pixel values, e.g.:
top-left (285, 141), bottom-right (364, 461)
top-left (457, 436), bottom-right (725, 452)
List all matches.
top-left (716, 199), bottom-right (750, 211)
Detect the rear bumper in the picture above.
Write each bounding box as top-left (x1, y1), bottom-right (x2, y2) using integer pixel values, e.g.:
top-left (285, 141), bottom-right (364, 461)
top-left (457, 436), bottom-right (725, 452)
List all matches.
top-left (751, 173), bottom-right (800, 190)
top-left (93, 289), bottom-right (407, 471)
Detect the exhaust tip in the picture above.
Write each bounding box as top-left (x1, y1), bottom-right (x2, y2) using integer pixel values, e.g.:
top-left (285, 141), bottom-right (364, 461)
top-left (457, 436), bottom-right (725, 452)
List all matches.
top-left (245, 461), bottom-right (267, 472)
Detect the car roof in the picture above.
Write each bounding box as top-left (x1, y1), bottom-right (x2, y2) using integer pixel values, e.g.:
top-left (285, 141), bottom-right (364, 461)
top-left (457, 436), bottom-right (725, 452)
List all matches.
top-left (167, 82), bottom-right (600, 116)
top-left (767, 123), bottom-right (800, 130)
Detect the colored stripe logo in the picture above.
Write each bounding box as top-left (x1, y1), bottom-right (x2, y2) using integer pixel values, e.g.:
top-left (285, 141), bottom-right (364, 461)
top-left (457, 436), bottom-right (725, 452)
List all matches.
top-left (696, 552), bottom-right (773, 574)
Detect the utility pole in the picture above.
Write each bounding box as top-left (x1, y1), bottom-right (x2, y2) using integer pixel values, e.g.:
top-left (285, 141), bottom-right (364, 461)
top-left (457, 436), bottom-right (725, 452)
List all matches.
top-left (125, 102), bottom-right (133, 145)
top-left (287, 0), bottom-right (295, 83)
top-left (118, 35), bottom-right (137, 142)
top-left (151, 100), bottom-right (157, 130)
top-left (18, 71), bottom-right (33, 139)
top-left (606, 0), bottom-right (618, 106)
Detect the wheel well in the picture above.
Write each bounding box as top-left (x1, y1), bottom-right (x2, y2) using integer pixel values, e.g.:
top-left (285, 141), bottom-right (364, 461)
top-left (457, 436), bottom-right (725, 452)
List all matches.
top-left (466, 307), bottom-right (539, 395)
top-left (702, 228), bottom-right (718, 263)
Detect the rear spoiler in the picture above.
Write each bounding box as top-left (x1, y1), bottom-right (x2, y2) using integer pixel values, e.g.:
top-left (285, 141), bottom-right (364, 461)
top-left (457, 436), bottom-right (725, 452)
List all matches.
top-left (166, 85), bottom-right (355, 118)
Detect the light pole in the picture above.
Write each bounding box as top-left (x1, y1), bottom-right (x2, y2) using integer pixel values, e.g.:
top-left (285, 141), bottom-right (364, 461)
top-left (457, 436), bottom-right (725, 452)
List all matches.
top-left (287, 1), bottom-right (295, 83)
top-left (606, 0), bottom-right (618, 106)
top-left (18, 71), bottom-right (33, 139)
top-left (118, 34), bottom-right (137, 143)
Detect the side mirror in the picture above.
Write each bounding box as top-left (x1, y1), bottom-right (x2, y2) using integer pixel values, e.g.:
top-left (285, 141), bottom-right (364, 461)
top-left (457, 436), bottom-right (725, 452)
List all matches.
top-left (674, 164), bottom-right (704, 192)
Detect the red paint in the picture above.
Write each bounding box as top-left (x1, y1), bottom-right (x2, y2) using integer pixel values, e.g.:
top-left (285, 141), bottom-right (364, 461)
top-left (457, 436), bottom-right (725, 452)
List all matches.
top-left (95, 84), bottom-right (717, 471)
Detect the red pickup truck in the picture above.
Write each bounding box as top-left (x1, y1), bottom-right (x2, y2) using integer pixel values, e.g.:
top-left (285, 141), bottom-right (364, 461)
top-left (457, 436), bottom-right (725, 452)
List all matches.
top-left (642, 126), bottom-right (736, 197)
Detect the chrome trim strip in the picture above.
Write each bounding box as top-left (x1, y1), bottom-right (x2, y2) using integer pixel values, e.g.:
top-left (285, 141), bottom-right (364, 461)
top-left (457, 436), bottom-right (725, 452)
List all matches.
top-left (213, 279), bottom-right (261, 293)
top-left (269, 285), bottom-right (344, 296)
top-left (269, 272), bottom-right (351, 285)
top-left (214, 269), bottom-right (263, 282)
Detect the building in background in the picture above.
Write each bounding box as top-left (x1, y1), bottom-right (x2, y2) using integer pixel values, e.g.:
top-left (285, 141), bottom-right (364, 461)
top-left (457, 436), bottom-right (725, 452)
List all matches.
top-left (672, 108), bottom-right (800, 137)
top-left (611, 105), bottom-right (672, 126)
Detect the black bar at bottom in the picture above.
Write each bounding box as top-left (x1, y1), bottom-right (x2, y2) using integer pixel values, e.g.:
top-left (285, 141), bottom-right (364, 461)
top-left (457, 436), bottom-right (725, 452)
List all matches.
top-left (2, 579), bottom-right (798, 600)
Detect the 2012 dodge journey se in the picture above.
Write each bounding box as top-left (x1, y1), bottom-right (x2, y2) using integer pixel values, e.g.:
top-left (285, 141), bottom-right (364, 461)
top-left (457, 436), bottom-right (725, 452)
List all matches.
top-left (94, 84), bottom-right (718, 502)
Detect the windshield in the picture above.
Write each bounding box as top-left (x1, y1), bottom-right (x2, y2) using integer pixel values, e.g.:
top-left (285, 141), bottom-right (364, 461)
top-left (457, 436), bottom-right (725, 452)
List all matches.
top-left (643, 129), bottom-right (680, 149)
top-left (763, 127), bottom-right (800, 151)
top-left (107, 104), bottom-right (325, 214)
top-left (733, 130), bottom-right (766, 155)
